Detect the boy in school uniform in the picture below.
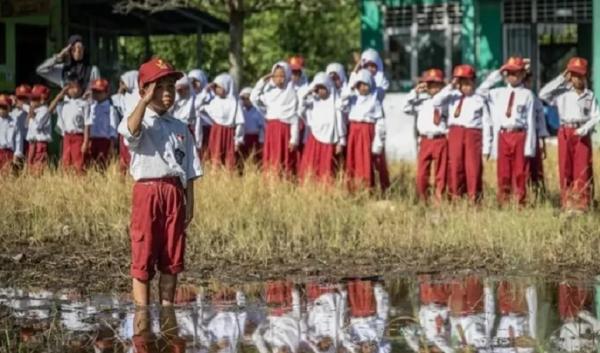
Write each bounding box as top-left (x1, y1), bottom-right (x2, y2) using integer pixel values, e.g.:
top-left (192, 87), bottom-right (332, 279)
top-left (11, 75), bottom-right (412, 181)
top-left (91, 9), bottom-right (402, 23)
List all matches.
top-left (86, 78), bottom-right (119, 170)
top-left (118, 57), bottom-right (202, 307)
top-left (239, 87), bottom-right (264, 165)
top-left (432, 65), bottom-right (493, 203)
top-left (403, 68), bottom-right (448, 204)
top-left (478, 57), bottom-right (537, 206)
top-left (0, 95), bottom-right (24, 172)
top-left (11, 84), bottom-right (31, 163)
top-left (539, 57), bottom-right (600, 211)
top-left (53, 76), bottom-right (90, 174)
top-left (25, 84), bottom-right (52, 174)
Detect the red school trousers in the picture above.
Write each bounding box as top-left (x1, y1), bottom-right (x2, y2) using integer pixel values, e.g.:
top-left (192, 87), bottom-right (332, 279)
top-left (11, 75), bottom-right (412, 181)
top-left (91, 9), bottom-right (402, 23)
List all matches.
top-left (558, 127), bottom-right (593, 210)
top-left (130, 177), bottom-right (186, 281)
top-left (447, 126), bottom-right (483, 202)
top-left (89, 137), bottom-right (112, 170)
top-left (345, 121), bottom-right (390, 192)
top-left (27, 141), bottom-right (48, 174)
top-left (0, 148), bottom-right (14, 172)
top-left (496, 130), bottom-right (530, 205)
top-left (416, 136), bottom-right (448, 203)
top-left (240, 133), bottom-right (262, 164)
top-left (61, 133), bottom-right (86, 174)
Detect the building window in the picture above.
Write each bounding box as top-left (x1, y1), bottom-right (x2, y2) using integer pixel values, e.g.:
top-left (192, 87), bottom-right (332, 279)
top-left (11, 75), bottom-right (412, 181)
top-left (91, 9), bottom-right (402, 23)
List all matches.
top-left (383, 2), bottom-right (462, 91)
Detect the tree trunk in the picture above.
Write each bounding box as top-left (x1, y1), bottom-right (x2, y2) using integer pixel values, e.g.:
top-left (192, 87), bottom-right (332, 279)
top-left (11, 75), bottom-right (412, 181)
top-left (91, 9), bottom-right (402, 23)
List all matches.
top-left (228, 0), bottom-right (244, 88)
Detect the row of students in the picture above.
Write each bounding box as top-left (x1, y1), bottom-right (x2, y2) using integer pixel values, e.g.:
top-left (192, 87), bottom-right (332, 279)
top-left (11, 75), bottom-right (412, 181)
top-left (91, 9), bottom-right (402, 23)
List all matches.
top-left (406, 56), bottom-right (599, 211)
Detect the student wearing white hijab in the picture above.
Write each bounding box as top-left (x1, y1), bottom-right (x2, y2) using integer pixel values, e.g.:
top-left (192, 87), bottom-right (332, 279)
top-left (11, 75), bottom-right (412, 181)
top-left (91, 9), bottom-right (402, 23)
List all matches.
top-left (326, 63), bottom-right (348, 94)
top-left (239, 86), bottom-right (265, 164)
top-left (189, 69), bottom-right (212, 155)
top-left (341, 69), bottom-right (390, 192)
top-left (195, 73), bottom-right (244, 170)
top-left (298, 72), bottom-right (346, 184)
top-left (171, 74), bottom-right (197, 127)
top-left (113, 70), bottom-right (139, 175)
top-left (251, 61), bottom-right (301, 177)
top-left (349, 49), bottom-right (389, 102)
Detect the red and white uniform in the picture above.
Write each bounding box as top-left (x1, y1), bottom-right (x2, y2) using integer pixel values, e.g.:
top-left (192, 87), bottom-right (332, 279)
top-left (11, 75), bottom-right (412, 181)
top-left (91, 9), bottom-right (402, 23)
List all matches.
top-left (342, 69), bottom-right (389, 192)
top-left (492, 282), bottom-right (537, 353)
top-left (351, 49), bottom-right (389, 102)
top-left (403, 80), bottom-right (449, 203)
top-left (56, 96), bottom-right (90, 174)
top-left (197, 291), bottom-right (247, 353)
top-left (251, 62), bottom-right (300, 177)
top-left (478, 67), bottom-right (537, 205)
top-left (0, 113), bottom-right (24, 170)
top-left (196, 73), bottom-right (244, 170)
top-left (86, 98), bottom-right (119, 169)
top-left (25, 104), bottom-right (52, 173)
top-left (432, 78), bottom-right (493, 202)
top-left (539, 67), bottom-right (600, 210)
top-left (304, 283), bottom-right (346, 352)
top-left (298, 72), bottom-right (346, 183)
top-left (341, 280), bottom-right (390, 353)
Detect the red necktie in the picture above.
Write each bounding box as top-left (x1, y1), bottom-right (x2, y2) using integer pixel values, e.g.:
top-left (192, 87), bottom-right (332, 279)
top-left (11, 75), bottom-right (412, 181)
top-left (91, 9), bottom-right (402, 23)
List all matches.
top-left (506, 91), bottom-right (515, 118)
top-left (454, 95), bottom-right (465, 118)
top-left (433, 108), bottom-right (441, 126)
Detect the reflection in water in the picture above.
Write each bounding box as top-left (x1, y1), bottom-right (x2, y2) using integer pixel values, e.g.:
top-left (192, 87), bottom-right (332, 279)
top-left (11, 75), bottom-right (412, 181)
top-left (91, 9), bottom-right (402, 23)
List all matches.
top-left (1, 275), bottom-right (600, 352)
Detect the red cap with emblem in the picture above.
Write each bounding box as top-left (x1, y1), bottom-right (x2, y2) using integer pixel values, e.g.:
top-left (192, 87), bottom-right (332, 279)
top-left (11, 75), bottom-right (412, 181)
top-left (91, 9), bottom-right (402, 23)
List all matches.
top-left (288, 55), bottom-right (305, 71)
top-left (15, 84), bottom-right (32, 99)
top-left (138, 57), bottom-right (183, 88)
top-left (500, 56), bottom-right (526, 73)
top-left (30, 84), bottom-right (50, 100)
top-left (453, 65), bottom-right (476, 79)
top-left (0, 94), bottom-right (12, 108)
top-left (91, 78), bottom-right (109, 92)
top-left (566, 57), bottom-right (588, 76)
top-left (420, 68), bottom-right (444, 83)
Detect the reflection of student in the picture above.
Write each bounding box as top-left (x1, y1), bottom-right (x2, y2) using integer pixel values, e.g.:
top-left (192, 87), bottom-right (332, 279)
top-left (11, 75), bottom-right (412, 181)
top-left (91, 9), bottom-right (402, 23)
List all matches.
top-left (252, 281), bottom-right (303, 353)
top-left (197, 289), bottom-right (247, 353)
top-left (447, 276), bottom-right (494, 352)
top-left (342, 279), bottom-right (390, 353)
top-left (551, 282), bottom-right (600, 352)
top-left (304, 282), bottom-right (346, 353)
top-left (402, 275), bottom-right (453, 353)
top-left (492, 281), bottom-right (537, 353)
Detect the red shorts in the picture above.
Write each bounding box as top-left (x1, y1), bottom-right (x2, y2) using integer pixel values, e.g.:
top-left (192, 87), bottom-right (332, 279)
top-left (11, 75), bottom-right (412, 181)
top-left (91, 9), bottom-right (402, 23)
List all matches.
top-left (130, 177), bottom-right (186, 281)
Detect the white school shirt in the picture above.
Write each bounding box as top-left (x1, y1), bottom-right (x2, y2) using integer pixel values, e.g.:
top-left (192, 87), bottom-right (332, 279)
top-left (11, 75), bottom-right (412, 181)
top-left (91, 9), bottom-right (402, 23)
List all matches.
top-left (493, 285), bottom-right (537, 348)
top-left (342, 284), bottom-right (390, 353)
top-left (197, 94), bottom-right (245, 146)
top-left (305, 292), bottom-right (346, 345)
top-left (341, 91), bottom-right (385, 154)
top-left (539, 74), bottom-right (600, 136)
top-left (250, 78), bottom-right (300, 146)
top-left (243, 105), bottom-right (265, 137)
top-left (432, 84), bottom-right (493, 155)
top-left (56, 97), bottom-right (89, 135)
top-left (26, 105), bottom-right (52, 142)
top-left (552, 312), bottom-right (600, 353)
top-left (403, 89), bottom-right (448, 137)
top-left (198, 311), bottom-right (247, 353)
top-left (0, 115), bottom-right (24, 156)
top-left (118, 108), bottom-right (203, 187)
top-left (171, 94), bottom-right (197, 126)
top-left (477, 71), bottom-right (537, 157)
top-left (302, 92), bottom-right (346, 146)
top-left (85, 99), bottom-right (119, 139)
top-left (10, 106), bottom-right (28, 144)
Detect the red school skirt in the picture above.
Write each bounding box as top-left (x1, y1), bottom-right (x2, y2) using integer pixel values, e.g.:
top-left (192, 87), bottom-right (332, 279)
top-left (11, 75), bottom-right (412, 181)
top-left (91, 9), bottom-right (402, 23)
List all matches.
top-left (347, 279), bottom-right (377, 318)
top-left (207, 123), bottom-right (237, 170)
top-left (298, 133), bottom-right (336, 184)
top-left (345, 121), bottom-right (390, 192)
top-left (265, 280), bottom-right (294, 316)
top-left (263, 119), bottom-right (299, 177)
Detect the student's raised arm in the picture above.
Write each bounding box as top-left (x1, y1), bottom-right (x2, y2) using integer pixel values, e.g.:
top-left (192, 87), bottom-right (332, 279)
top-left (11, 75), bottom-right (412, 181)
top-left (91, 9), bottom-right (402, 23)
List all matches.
top-left (539, 73), bottom-right (569, 104)
top-left (48, 86), bottom-right (69, 115)
top-left (126, 82), bottom-right (155, 137)
top-left (250, 74), bottom-right (271, 108)
top-left (431, 83), bottom-right (456, 108)
top-left (476, 69), bottom-right (503, 98)
top-left (36, 47), bottom-right (69, 87)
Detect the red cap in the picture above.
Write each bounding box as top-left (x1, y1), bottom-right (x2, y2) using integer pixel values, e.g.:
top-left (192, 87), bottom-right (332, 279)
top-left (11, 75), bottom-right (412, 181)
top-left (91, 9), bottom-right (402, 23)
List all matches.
top-left (91, 78), bottom-right (109, 92)
top-left (138, 57), bottom-right (183, 88)
top-left (15, 84), bottom-right (32, 98)
top-left (566, 57), bottom-right (588, 76)
top-left (453, 64), bottom-right (476, 79)
top-left (420, 68), bottom-right (444, 83)
top-left (0, 94), bottom-right (12, 108)
top-left (288, 55), bottom-right (305, 71)
top-left (501, 56), bottom-right (526, 73)
top-left (30, 84), bottom-right (50, 99)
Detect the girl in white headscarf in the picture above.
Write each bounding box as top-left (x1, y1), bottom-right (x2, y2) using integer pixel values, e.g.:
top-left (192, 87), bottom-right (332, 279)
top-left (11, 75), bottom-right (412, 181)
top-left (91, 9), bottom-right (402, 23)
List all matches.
top-left (350, 49), bottom-right (389, 102)
top-left (170, 74), bottom-right (197, 128)
top-left (326, 63), bottom-right (348, 94)
top-left (195, 73), bottom-right (244, 170)
top-left (113, 70), bottom-right (139, 175)
top-left (189, 69), bottom-right (211, 155)
top-left (250, 61), bottom-right (300, 177)
top-left (298, 72), bottom-right (346, 184)
top-left (342, 69), bottom-right (390, 192)
top-left (239, 87), bottom-right (264, 164)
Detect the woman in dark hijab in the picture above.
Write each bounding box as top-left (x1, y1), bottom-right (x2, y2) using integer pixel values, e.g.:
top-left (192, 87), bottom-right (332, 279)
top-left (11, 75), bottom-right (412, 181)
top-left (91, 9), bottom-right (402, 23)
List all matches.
top-left (36, 34), bottom-right (100, 89)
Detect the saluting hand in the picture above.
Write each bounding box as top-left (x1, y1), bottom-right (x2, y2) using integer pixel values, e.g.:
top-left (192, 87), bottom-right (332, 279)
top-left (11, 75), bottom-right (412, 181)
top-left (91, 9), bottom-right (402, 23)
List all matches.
top-left (57, 44), bottom-right (72, 61)
top-left (262, 74), bottom-right (273, 83)
top-left (141, 82), bottom-right (156, 105)
top-left (416, 82), bottom-right (428, 93)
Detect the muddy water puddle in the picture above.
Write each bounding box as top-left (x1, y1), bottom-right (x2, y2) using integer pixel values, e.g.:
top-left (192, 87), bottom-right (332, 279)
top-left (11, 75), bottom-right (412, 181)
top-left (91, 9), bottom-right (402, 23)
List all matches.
top-left (1, 274), bottom-right (599, 352)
